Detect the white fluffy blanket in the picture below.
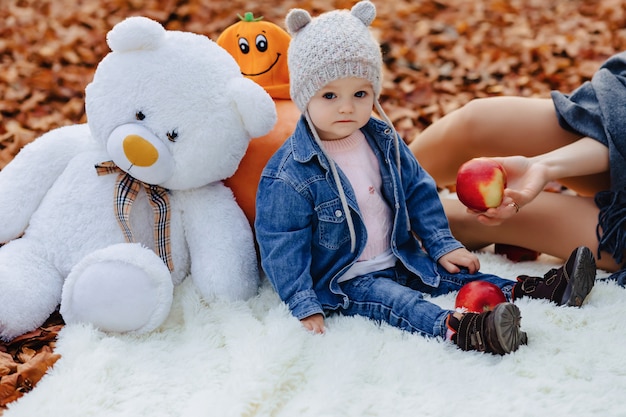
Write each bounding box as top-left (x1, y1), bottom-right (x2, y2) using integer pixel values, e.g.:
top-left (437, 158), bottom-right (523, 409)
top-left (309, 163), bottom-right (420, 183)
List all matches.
top-left (4, 251), bottom-right (625, 417)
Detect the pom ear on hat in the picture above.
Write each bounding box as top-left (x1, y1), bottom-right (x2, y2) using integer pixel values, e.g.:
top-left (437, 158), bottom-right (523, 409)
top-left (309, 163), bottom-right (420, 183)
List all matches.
top-left (285, 9), bottom-right (312, 35)
top-left (350, 0), bottom-right (376, 26)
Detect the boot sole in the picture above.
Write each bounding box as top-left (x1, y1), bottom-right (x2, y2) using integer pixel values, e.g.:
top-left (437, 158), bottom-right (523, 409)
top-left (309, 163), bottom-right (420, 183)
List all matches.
top-left (492, 302), bottom-right (527, 354)
top-left (561, 246), bottom-right (596, 307)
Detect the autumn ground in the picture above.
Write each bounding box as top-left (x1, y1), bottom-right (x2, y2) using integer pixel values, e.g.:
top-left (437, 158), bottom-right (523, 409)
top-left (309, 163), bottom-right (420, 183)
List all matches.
top-left (2, 0), bottom-right (626, 168)
top-left (0, 0), bottom-right (626, 411)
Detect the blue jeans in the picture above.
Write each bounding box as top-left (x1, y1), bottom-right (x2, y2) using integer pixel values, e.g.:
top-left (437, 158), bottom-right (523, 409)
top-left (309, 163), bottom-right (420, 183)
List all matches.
top-left (335, 263), bottom-right (515, 338)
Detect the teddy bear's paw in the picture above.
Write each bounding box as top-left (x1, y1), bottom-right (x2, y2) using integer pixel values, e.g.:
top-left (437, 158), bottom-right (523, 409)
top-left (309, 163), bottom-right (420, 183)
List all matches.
top-left (0, 238), bottom-right (65, 341)
top-left (60, 243), bottom-right (174, 334)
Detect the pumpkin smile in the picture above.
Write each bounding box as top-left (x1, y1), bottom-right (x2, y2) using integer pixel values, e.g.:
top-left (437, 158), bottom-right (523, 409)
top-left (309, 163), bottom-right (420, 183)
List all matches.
top-left (217, 13), bottom-right (291, 99)
top-left (241, 53), bottom-right (281, 77)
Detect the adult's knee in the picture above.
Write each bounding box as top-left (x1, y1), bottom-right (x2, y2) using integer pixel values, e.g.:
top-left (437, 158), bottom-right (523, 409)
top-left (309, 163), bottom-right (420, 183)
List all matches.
top-left (453, 99), bottom-right (496, 148)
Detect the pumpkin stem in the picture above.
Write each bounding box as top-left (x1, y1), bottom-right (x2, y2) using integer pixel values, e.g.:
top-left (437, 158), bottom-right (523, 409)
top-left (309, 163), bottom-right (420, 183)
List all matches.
top-left (237, 12), bottom-right (264, 22)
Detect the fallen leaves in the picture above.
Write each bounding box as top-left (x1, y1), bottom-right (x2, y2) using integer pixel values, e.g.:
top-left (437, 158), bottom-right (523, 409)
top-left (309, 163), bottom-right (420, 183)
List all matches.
top-left (378, 0), bottom-right (626, 140)
top-left (0, 348), bottom-right (60, 406)
top-left (2, 0), bottom-right (626, 167)
top-left (0, 311), bottom-right (63, 411)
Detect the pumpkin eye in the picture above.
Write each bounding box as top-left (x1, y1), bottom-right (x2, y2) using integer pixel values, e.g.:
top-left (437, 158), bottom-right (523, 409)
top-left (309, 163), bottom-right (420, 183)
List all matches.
top-left (255, 34), bottom-right (268, 52)
top-left (238, 37), bottom-right (250, 54)
top-left (166, 129), bottom-right (178, 142)
top-left (135, 111), bottom-right (145, 121)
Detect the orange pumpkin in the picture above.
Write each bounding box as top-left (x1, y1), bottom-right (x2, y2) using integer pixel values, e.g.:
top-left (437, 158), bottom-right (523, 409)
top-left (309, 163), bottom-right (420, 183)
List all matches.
top-left (219, 13), bottom-right (300, 226)
top-left (217, 12), bottom-right (291, 99)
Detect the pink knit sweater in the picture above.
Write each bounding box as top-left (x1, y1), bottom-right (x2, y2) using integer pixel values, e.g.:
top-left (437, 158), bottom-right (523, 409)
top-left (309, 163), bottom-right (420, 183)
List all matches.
top-left (324, 130), bottom-right (393, 261)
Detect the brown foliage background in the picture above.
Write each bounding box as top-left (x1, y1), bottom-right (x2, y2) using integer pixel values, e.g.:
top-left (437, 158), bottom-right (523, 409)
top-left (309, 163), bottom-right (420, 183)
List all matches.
top-left (1, 0), bottom-right (626, 169)
top-left (0, 0), bottom-right (625, 412)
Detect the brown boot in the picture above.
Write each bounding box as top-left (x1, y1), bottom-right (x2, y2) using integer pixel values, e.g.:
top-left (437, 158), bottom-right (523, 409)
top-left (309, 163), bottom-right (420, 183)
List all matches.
top-left (447, 302), bottom-right (527, 355)
top-left (512, 246), bottom-right (596, 307)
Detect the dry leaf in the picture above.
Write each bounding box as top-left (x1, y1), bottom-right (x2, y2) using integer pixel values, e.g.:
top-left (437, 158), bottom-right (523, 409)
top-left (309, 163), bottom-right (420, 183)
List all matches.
top-left (0, 311), bottom-right (63, 411)
top-left (0, 352), bottom-right (17, 377)
top-left (0, 373), bottom-right (22, 407)
top-left (16, 349), bottom-right (62, 391)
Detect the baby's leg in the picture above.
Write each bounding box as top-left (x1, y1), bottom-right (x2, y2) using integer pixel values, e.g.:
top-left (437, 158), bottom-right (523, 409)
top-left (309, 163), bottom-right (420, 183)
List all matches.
top-left (338, 274), bottom-right (450, 338)
top-left (409, 96), bottom-right (607, 194)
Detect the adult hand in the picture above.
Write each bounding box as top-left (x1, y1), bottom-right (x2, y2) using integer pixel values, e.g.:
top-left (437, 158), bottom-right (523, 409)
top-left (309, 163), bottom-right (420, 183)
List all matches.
top-left (470, 155), bottom-right (548, 226)
top-left (472, 138), bottom-right (609, 226)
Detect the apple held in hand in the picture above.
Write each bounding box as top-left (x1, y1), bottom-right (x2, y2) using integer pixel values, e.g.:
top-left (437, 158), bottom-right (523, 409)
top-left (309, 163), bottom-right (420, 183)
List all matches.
top-left (455, 281), bottom-right (507, 313)
top-left (456, 157), bottom-right (507, 212)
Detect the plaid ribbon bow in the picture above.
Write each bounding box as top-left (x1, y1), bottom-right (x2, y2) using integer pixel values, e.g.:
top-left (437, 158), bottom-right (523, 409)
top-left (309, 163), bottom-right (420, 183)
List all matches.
top-left (95, 161), bottom-right (174, 272)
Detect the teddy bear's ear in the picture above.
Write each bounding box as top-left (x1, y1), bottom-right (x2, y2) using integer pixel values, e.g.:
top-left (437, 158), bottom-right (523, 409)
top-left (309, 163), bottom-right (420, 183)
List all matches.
top-left (228, 77), bottom-right (277, 139)
top-left (106, 16), bottom-right (166, 53)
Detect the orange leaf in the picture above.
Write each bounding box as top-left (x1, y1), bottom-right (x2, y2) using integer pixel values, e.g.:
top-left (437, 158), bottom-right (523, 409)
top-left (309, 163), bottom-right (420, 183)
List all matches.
top-left (0, 373), bottom-right (21, 407)
top-left (15, 349), bottom-right (61, 392)
top-left (0, 352), bottom-right (17, 377)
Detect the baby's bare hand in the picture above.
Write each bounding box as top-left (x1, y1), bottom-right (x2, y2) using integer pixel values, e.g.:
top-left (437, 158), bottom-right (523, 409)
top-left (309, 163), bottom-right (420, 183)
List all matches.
top-left (438, 248), bottom-right (480, 274)
top-left (301, 314), bottom-right (325, 334)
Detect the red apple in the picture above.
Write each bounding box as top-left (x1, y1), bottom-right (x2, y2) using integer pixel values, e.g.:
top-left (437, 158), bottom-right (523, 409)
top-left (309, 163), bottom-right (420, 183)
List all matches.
top-left (455, 281), bottom-right (507, 313)
top-left (456, 157), bottom-right (507, 212)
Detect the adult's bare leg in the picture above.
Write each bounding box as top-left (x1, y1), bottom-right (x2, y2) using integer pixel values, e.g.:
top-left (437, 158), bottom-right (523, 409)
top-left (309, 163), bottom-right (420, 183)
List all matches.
top-left (442, 192), bottom-right (621, 273)
top-left (410, 96), bottom-right (609, 195)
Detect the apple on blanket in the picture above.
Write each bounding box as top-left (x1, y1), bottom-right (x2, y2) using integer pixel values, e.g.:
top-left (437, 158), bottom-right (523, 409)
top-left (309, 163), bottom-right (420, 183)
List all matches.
top-left (0, 16), bottom-right (276, 341)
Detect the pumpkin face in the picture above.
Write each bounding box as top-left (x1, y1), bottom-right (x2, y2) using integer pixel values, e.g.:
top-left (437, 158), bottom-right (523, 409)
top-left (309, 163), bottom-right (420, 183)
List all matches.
top-left (217, 13), bottom-right (291, 99)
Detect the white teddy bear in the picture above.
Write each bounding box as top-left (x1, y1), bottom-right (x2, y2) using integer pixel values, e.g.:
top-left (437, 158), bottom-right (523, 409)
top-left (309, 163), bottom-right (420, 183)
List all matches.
top-left (0, 16), bottom-right (276, 340)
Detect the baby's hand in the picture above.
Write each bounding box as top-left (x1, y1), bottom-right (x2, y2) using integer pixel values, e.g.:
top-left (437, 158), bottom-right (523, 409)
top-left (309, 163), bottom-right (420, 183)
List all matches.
top-left (438, 248), bottom-right (480, 274)
top-left (301, 313), bottom-right (325, 334)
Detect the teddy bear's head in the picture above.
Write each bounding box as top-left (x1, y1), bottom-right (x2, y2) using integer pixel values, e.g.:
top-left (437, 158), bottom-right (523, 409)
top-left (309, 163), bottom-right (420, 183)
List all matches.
top-left (85, 16), bottom-right (276, 189)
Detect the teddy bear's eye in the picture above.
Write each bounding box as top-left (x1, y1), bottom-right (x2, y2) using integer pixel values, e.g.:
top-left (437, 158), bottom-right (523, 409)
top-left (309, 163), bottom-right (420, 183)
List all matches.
top-left (167, 130), bottom-right (178, 142)
top-left (135, 111), bottom-right (145, 121)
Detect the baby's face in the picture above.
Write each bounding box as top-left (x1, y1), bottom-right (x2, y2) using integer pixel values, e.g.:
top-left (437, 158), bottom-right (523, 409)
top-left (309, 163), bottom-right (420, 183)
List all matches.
top-left (307, 77), bottom-right (375, 141)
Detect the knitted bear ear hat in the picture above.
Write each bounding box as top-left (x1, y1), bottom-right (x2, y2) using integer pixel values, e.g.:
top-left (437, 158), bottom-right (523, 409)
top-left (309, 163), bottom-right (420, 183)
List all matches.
top-left (285, 1), bottom-right (402, 253)
top-left (285, 0), bottom-right (381, 113)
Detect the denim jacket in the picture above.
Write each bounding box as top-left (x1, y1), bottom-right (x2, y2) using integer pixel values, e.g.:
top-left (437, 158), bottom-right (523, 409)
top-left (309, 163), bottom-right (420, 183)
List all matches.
top-left (255, 116), bottom-right (464, 320)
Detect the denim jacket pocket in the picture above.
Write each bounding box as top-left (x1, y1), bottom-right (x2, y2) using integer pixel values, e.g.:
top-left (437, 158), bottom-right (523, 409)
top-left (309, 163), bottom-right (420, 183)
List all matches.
top-left (315, 198), bottom-right (351, 250)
